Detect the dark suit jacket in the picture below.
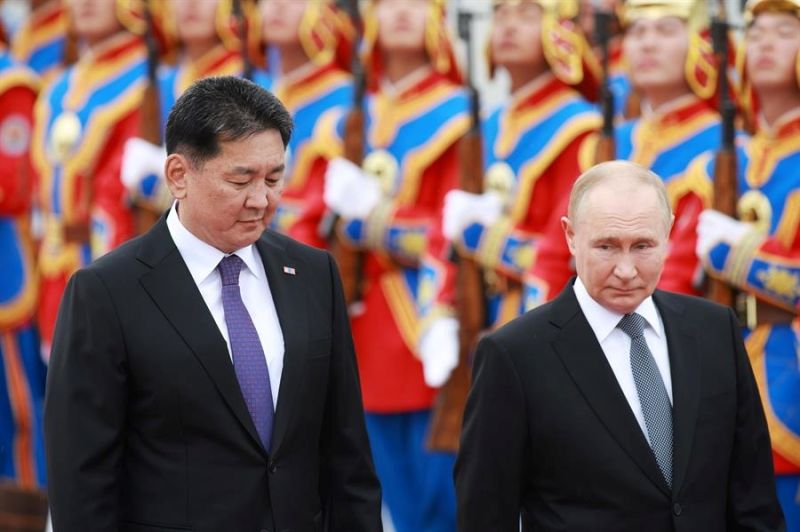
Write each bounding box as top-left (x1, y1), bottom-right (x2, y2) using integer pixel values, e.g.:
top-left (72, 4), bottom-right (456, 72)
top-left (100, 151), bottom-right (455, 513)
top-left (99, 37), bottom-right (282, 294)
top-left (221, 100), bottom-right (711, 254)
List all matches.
top-left (455, 280), bottom-right (784, 532)
top-left (44, 218), bottom-right (382, 532)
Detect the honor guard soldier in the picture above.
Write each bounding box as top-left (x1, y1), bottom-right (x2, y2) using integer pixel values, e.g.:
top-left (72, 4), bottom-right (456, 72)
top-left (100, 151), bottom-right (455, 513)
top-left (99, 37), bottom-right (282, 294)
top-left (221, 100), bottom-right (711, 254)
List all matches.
top-left (120, 0), bottom-right (260, 219)
top-left (32, 0), bottom-right (167, 355)
top-left (260, 0), bottom-right (354, 248)
top-left (417, 0), bottom-right (601, 389)
top-left (524, 0), bottom-right (736, 306)
top-left (0, 25), bottom-right (48, 531)
top-left (318, 0), bottom-right (468, 529)
top-left (694, 0), bottom-right (800, 526)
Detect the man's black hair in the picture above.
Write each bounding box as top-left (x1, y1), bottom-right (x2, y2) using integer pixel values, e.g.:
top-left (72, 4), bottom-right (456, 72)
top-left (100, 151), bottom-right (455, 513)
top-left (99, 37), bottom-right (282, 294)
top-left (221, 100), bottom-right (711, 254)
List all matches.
top-left (165, 76), bottom-right (293, 167)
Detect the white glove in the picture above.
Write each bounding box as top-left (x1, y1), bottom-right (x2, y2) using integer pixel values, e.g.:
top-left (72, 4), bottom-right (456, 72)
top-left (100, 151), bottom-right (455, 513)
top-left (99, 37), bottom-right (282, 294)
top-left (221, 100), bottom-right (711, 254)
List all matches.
top-left (121, 137), bottom-right (166, 192)
top-left (323, 157), bottom-right (381, 219)
top-left (418, 317), bottom-right (460, 388)
top-left (443, 190), bottom-right (504, 241)
top-left (696, 209), bottom-right (755, 258)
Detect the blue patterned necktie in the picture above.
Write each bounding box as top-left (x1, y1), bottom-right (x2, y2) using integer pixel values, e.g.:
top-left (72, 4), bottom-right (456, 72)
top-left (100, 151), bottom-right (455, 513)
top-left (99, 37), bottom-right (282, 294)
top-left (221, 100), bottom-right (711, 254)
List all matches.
top-left (218, 254), bottom-right (274, 450)
top-left (617, 312), bottom-right (673, 489)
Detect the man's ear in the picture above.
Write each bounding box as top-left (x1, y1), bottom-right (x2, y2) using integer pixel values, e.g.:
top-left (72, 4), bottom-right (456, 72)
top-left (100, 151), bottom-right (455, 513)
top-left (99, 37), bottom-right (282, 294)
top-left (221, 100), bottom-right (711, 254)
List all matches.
top-left (165, 153), bottom-right (190, 200)
top-left (561, 216), bottom-right (577, 255)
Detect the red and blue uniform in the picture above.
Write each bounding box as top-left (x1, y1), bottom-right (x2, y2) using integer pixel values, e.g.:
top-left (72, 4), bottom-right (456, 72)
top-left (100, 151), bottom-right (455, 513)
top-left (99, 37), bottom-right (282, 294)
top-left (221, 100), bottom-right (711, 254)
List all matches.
top-left (0, 46), bottom-right (47, 489)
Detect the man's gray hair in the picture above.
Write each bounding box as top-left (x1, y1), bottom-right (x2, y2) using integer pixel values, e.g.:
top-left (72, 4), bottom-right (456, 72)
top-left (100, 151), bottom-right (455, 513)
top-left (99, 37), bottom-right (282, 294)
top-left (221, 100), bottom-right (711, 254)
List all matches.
top-left (568, 160), bottom-right (673, 230)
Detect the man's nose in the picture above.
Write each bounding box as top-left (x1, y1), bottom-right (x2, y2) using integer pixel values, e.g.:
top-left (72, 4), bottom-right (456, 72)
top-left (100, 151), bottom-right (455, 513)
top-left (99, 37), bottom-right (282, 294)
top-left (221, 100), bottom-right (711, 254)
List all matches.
top-left (613, 255), bottom-right (638, 280)
top-left (246, 181), bottom-right (269, 210)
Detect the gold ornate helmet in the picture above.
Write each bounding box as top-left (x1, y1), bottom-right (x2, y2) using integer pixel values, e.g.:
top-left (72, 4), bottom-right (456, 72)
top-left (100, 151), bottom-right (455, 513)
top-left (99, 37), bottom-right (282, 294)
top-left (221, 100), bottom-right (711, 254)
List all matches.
top-left (291, 0), bottom-right (356, 71)
top-left (739, 0), bottom-right (800, 123)
top-left (361, 0), bottom-right (462, 91)
top-left (489, 0), bottom-right (601, 101)
top-left (621, 0), bottom-right (719, 102)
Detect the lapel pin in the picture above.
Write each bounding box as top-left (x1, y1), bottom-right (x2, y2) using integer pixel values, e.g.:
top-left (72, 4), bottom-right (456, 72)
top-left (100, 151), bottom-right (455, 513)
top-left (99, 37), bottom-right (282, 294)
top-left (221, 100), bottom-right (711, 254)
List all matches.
top-left (283, 266), bottom-right (296, 275)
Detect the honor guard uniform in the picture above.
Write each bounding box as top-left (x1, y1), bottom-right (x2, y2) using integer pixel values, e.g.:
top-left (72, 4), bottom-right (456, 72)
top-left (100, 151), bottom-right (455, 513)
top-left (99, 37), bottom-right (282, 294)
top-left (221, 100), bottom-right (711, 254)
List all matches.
top-left (417, 0), bottom-right (600, 388)
top-left (32, 0), bottom-right (166, 355)
top-left (524, 0), bottom-right (734, 307)
top-left (694, 0), bottom-right (800, 526)
top-left (318, 1), bottom-right (468, 530)
top-left (0, 40), bottom-right (47, 490)
top-left (120, 0), bottom-right (260, 215)
top-left (260, 0), bottom-right (354, 248)
top-left (11, 0), bottom-right (71, 80)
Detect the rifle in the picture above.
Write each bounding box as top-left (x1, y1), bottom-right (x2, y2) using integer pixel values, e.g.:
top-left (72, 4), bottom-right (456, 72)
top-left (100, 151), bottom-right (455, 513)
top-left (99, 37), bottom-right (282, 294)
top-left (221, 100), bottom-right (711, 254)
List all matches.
top-left (133, 0), bottom-right (164, 235)
top-left (426, 7), bottom-right (485, 453)
top-left (707, 1), bottom-right (738, 308)
top-left (232, 0), bottom-right (253, 80)
top-left (320, 0), bottom-right (366, 306)
top-left (593, 1), bottom-right (615, 163)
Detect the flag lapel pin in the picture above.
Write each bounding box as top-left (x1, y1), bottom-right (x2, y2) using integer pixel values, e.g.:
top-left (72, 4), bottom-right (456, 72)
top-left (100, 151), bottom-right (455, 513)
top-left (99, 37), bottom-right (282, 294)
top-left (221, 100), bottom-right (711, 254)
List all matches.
top-left (283, 266), bottom-right (296, 275)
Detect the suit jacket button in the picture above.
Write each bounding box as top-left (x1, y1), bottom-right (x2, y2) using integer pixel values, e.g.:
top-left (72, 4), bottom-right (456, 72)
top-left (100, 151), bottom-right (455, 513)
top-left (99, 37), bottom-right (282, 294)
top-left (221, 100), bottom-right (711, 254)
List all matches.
top-left (268, 460), bottom-right (276, 473)
top-left (672, 502), bottom-right (682, 516)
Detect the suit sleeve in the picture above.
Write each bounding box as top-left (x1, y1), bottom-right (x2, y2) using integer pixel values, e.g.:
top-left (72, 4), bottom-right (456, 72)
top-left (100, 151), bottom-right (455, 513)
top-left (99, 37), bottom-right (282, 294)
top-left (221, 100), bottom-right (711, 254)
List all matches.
top-left (724, 308), bottom-right (785, 530)
top-left (44, 268), bottom-right (128, 532)
top-left (319, 252), bottom-right (383, 531)
top-left (455, 334), bottom-right (527, 531)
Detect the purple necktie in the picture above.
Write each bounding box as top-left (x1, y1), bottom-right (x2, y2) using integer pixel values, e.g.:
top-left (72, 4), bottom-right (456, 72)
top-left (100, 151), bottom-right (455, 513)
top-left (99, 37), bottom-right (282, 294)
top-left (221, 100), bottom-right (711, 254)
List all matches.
top-left (218, 254), bottom-right (274, 450)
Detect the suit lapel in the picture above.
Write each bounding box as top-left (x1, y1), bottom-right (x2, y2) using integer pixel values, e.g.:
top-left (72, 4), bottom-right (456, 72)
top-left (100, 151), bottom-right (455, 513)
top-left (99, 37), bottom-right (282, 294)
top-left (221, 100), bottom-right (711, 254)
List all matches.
top-left (653, 291), bottom-right (700, 496)
top-left (549, 282), bottom-right (671, 496)
top-left (256, 231), bottom-right (308, 457)
top-left (136, 218), bottom-right (264, 453)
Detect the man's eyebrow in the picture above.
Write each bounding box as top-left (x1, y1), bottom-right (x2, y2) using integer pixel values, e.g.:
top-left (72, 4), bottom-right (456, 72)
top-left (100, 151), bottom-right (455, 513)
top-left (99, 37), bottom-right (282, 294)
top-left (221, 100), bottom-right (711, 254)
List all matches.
top-left (591, 235), bottom-right (619, 243)
top-left (227, 163), bottom-right (285, 176)
top-left (228, 166), bottom-right (258, 176)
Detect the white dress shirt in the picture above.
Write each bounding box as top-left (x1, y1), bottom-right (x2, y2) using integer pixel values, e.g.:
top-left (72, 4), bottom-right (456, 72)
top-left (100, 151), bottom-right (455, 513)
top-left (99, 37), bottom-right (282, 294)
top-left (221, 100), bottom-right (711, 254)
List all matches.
top-left (167, 205), bottom-right (284, 408)
top-left (573, 277), bottom-right (673, 444)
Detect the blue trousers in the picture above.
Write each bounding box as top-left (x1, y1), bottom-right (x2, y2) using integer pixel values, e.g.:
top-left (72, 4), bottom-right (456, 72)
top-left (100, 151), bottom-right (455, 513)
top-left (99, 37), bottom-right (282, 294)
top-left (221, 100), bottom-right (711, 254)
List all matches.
top-left (0, 324), bottom-right (46, 487)
top-left (777, 475), bottom-right (799, 532)
top-left (365, 410), bottom-right (456, 532)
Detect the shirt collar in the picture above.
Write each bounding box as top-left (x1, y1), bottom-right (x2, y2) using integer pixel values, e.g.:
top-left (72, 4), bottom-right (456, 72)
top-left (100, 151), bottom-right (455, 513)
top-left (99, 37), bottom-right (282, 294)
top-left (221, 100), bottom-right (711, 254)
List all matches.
top-left (573, 276), bottom-right (663, 344)
top-left (166, 203), bottom-right (263, 285)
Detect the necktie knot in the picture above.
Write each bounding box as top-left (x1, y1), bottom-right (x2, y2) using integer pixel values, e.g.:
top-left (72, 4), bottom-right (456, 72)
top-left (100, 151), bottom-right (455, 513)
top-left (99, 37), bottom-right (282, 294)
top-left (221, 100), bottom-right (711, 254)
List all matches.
top-left (617, 312), bottom-right (646, 339)
top-left (218, 254), bottom-right (244, 286)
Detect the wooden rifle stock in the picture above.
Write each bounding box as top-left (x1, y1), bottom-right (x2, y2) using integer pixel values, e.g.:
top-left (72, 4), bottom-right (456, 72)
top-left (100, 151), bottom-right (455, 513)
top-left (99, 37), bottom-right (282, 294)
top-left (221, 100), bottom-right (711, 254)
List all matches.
top-left (333, 84), bottom-right (366, 305)
top-left (707, 10), bottom-right (737, 307)
top-left (594, 8), bottom-right (616, 164)
top-left (0, 482), bottom-right (48, 532)
top-left (708, 148), bottom-right (737, 306)
top-left (324, 0), bottom-right (365, 306)
top-left (133, 0), bottom-right (163, 235)
top-left (426, 10), bottom-right (485, 452)
top-left (232, 0), bottom-right (253, 80)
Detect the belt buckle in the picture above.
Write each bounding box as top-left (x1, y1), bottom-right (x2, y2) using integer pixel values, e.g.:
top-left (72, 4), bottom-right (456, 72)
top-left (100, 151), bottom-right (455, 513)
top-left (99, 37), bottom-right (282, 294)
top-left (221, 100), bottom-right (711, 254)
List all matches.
top-left (736, 292), bottom-right (758, 330)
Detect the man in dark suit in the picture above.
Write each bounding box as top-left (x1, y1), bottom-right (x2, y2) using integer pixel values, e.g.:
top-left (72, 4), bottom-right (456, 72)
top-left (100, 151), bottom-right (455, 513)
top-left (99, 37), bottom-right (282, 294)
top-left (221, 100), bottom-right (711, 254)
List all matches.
top-left (44, 76), bottom-right (382, 532)
top-left (455, 160), bottom-right (784, 531)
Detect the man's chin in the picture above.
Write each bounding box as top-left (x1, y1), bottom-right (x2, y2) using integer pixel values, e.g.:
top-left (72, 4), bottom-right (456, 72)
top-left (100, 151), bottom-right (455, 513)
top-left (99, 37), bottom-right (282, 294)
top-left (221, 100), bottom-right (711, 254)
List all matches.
top-left (604, 290), bottom-right (647, 314)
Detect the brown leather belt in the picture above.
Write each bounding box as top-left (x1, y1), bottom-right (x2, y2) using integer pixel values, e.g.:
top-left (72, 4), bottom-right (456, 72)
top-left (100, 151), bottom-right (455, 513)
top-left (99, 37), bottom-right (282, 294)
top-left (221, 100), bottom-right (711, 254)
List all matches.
top-left (738, 294), bottom-right (797, 328)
